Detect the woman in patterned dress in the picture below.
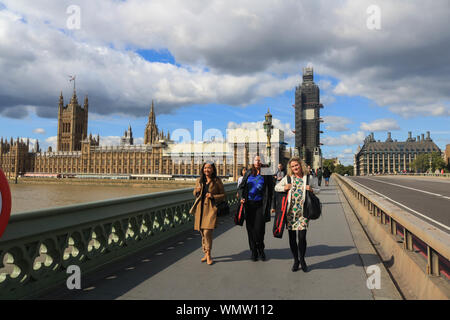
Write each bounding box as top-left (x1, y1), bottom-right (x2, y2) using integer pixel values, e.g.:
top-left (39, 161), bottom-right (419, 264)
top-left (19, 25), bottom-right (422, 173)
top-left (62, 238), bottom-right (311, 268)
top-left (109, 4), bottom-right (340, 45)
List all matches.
top-left (274, 157), bottom-right (320, 272)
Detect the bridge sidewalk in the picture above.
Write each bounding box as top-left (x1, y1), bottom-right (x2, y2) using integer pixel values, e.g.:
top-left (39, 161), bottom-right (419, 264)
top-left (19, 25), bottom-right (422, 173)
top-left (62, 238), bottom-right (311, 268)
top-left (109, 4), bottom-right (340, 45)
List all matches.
top-left (42, 180), bottom-right (401, 300)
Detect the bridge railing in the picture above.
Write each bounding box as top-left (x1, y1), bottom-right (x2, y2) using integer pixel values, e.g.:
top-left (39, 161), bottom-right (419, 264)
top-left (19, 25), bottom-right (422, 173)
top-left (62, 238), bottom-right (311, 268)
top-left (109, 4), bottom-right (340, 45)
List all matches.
top-left (0, 182), bottom-right (238, 299)
top-left (334, 174), bottom-right (450, 280)
top-left (363, 173), bottom-right (450, 178)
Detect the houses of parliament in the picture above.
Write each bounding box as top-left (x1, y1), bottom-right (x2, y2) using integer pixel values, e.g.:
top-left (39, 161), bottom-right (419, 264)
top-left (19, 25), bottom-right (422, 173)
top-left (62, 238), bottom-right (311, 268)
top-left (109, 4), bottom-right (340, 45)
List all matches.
top-left (0, 88), bottom-right (288, 181)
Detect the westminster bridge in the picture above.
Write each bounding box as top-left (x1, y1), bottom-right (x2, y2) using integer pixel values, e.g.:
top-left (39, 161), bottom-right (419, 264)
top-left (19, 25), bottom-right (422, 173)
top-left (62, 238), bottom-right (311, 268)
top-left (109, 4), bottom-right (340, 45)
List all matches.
top-left (0, 175), bottom-right (449, 300)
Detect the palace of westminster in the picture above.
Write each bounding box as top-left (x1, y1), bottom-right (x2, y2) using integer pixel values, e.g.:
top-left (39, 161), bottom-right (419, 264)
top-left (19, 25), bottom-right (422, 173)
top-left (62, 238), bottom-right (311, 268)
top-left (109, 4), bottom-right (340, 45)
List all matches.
top-left (0, 87), bottom-right (290, 181)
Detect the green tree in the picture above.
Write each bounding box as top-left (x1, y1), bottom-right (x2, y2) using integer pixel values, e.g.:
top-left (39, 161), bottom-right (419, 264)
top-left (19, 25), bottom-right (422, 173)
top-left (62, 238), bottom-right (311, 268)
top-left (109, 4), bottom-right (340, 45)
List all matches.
top-left (322, 159), bottom-right (335, 173)
top-left (334, 164), bottom-right (354, 176)
top-left (410, 152), bottom-right (445, 173)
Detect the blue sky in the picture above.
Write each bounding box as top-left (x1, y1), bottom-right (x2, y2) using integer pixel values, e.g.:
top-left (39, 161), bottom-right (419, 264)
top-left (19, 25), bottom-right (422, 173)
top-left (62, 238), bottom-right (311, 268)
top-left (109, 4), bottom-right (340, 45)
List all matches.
top-left (0, 1), bottom-right (449, 165)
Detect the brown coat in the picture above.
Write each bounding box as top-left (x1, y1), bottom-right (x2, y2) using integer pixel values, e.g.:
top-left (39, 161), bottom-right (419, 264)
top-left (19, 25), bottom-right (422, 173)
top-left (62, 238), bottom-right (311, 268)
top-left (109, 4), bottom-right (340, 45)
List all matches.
top-left (190, 177), bottom-right (225, 230)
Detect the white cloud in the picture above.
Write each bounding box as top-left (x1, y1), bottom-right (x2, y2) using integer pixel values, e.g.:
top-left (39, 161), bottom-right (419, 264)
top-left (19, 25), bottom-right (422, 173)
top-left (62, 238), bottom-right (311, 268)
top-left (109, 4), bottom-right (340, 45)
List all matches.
top-left (360, 118), bottom-right (400, 132)
top-left (322, 131), bottom-right (366, 146)
top-left (342, 148), bottom-right (353, 154)
top-left (1, 0), bottom-right (450, 120)
top-left (323, 116), bottom-right (352, 132)
top-left (44, 136), bottom-right (57, 151)
top-left (33, 128), bottom-right (46, 134)
top-left (98, 136), bottom-right (121, 146)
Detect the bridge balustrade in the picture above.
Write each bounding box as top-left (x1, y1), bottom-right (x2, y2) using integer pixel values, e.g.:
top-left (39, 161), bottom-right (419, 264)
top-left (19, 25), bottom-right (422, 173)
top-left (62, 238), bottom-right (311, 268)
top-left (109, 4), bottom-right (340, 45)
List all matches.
top-left (334, 174), bottom-right (450, 280)
top-left (0, 183), bottom-right (238, 299)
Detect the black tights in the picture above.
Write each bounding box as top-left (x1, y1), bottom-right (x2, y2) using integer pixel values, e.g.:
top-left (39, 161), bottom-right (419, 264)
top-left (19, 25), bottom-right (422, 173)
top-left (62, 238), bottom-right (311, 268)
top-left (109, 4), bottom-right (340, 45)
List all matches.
top-left (288, 230), bottom-right (307, 262)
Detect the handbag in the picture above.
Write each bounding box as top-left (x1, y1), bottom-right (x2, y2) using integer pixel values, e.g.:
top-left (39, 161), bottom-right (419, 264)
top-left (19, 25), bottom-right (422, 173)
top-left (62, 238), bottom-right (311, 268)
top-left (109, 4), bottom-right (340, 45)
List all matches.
top-left (273, 175), bottom-right (291, 238)
top-left (303, 175), bottom-right (322, 220)
top-left (234, 202), bottom-right (245, 226)
top-left (216, 200), bottom-right (230, 216)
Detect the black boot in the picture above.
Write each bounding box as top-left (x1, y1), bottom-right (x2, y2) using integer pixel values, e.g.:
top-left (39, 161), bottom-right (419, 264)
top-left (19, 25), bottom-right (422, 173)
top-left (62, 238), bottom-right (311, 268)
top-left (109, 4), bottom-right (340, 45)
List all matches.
top-left (292, 260), bottom-right (300, 272)
top-left (300, 258), bottom-right (308, 272)
top-left (251, 250), bottom-right (258, 262)
top-left (258, 248), bottom-right (266, 261)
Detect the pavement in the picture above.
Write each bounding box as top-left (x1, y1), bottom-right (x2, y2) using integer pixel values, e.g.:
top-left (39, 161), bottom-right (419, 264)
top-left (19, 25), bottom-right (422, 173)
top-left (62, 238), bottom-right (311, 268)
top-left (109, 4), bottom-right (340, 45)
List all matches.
top-left (350, 176), bottom-right (450, 233)
top-left (41, 179), bottom-right (401, 300)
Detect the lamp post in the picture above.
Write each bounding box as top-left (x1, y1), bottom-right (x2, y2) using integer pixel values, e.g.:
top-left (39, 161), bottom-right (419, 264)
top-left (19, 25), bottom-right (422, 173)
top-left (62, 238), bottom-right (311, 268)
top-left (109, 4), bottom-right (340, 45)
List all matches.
top-left (429, 153), bottom-right (432, 174)
top-left (263, 108), bottom-right (274, 167)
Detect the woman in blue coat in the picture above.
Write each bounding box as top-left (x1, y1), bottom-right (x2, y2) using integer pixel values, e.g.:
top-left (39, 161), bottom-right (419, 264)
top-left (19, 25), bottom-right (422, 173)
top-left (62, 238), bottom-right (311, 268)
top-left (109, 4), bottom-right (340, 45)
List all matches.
top-left (237, 155), bottom-right (274, 261)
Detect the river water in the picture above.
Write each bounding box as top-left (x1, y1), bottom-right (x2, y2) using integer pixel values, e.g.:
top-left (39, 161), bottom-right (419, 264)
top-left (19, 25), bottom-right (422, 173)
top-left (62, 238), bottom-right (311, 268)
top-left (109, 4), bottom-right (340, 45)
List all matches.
top-left (9, 183), bottom-right (193, 214)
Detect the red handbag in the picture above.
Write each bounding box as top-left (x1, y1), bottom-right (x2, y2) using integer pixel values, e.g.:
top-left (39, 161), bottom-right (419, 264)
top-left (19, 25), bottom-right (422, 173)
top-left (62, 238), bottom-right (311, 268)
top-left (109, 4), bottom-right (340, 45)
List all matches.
top-left (273, 175), bottom-right (291, 238)
top-left (234, 202), bottom-right (245, 226)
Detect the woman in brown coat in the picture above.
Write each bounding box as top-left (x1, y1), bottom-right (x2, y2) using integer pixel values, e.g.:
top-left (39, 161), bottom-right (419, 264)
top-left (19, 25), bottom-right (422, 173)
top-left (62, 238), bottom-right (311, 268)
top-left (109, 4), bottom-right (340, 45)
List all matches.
top-left (191, 161), bottom-right (225, 265)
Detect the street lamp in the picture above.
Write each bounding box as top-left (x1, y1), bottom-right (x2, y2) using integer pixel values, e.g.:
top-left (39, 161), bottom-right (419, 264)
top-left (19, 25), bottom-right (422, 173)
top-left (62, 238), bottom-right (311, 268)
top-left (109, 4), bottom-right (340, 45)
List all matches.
top-left (263, 108), bottom-right (274, 167)
top-left (429, 153), bottom-right (432, 174)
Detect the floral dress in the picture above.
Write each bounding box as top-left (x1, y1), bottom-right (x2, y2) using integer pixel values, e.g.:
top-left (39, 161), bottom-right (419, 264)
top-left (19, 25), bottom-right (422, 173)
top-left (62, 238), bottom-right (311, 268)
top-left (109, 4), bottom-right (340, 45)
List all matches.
top-left (287, 176), bottom-right (309, 231)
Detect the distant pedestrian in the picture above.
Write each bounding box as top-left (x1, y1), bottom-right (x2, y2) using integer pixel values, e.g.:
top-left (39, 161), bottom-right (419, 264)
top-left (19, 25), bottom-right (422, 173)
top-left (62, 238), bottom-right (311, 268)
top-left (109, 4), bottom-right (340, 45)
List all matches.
top-left (316, 167), bottom-right (323, 186)
top-left (191, 161), bottom-right (225, 265)
top-left (236, 167), bottom-right (247, 198)
top-left (237, 167), bottom-right (247, 188)
top-left (307, 165), bottom-right (314, 177)
top-left (274, 157), bottom-right (320, 272)
top-left (323, 167), bottom-right (331, 186)
top-left (238, 155), bottom-right (274, 262)
top-left (274, 163), bottom-right (286, 184)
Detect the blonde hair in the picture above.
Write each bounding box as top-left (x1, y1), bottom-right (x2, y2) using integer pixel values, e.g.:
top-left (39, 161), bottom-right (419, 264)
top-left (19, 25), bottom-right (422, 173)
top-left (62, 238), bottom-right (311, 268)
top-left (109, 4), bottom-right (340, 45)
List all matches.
top-left (287, 157), bottom-right (308, 177)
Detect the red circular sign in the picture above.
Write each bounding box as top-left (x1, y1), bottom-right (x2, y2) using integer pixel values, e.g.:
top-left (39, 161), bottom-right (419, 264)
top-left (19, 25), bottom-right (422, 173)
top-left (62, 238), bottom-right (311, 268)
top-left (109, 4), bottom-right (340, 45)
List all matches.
top-left (0, 169), bottom-right (12, 238)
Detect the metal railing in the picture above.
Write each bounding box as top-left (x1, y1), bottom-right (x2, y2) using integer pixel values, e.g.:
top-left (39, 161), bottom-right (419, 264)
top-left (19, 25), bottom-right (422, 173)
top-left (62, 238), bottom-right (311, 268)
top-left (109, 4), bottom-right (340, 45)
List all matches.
top-left (0, 182), bottom-right (238, 299)
top-left (362, 173), bottom-right (450, 178)
top-left (334, 174), bottom-right (450, 279)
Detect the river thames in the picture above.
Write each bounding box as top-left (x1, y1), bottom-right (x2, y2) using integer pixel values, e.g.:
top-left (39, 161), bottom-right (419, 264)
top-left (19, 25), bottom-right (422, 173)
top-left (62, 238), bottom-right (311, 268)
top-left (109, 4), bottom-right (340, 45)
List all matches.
top-left (9, 182), bottom-right (194, 214)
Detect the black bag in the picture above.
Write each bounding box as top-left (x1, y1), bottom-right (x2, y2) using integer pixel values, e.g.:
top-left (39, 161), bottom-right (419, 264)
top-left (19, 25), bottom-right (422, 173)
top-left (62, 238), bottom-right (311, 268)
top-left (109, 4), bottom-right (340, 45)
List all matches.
top-left (216, 200), bottom-right (230, 216)
top-left (303, 175), bottom-right (322, 220)
top-left (273, 176), bottom-right (291, 238)
top-left (234, 202), bottom-right (245, 226)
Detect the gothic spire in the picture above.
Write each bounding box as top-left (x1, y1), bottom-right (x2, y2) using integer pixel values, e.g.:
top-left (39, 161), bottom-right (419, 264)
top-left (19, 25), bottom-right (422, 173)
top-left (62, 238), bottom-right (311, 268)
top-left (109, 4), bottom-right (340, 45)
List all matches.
top-left (149, 100), bottom-right (156, 124)
top-left (71, 88), bottom-right (78, 105)
top-left (59, 91), bottom-right (64, 108)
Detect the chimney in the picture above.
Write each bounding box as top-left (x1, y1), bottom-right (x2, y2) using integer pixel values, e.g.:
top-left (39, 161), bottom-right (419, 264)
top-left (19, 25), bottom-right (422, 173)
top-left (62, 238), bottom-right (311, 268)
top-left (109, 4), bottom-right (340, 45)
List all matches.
top-left (371, 132), bottom-right (374, 141)
top-left (417, 135), bottom-right (420, 142)
top-left (421, 133), bottom-right (425, 141)
top-left (408, 132), bottom-right (412, 140)
top-left (426, 131), bottom-right (431, 140)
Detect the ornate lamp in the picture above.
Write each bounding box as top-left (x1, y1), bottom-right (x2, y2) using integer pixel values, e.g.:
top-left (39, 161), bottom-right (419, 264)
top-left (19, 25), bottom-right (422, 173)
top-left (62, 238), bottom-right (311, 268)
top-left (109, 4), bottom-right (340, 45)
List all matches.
top-left (263, 108), bottom-right (274, 166)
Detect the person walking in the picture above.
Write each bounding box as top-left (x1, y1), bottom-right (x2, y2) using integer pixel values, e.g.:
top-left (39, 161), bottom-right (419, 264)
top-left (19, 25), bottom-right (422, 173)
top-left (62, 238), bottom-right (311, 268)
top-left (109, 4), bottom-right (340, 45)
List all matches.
top-left (323, 166), bottom-right (331, 186)
top-left (191, 161), bottom-right (225, 265)
top-left (236, 167), bottom-right (247, 198)
top-left (274, 157), bottom-right (320, 272)
top-left (274, 163), bottom-right (286, 184)
top-left (237, 167), bottom-right (247, 188)
top-left (316, 167), bottom-right (323, 187)
top-left (238, 155), bottom-right (274, 261)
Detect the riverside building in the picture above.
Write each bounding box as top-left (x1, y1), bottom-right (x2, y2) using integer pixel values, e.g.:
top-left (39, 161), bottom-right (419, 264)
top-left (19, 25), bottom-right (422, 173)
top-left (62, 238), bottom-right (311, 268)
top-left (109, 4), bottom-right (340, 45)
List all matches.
top-left (353, 132), bottom-right (441, 176)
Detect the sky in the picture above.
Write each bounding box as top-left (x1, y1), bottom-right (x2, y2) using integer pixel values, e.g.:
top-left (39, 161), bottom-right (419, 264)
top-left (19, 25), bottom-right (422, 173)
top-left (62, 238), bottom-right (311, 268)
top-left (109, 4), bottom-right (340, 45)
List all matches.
top-left (0, 0), bottom-right (449, 165)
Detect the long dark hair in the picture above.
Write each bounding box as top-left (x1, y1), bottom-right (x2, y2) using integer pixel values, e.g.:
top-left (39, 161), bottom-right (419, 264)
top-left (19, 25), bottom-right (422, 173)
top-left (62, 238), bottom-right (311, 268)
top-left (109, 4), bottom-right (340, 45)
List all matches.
top-left (250, 155), bottom-right (262, 176)
top-left (200, 161), bottom-right (217, 184)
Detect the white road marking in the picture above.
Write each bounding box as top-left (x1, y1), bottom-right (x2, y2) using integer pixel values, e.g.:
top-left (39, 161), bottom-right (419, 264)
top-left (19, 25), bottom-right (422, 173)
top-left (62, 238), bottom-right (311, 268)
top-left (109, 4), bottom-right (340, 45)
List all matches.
top-left (351, 179), bottom-right (450, 232)
top-left (366, 178), bottom-right (450, 200)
